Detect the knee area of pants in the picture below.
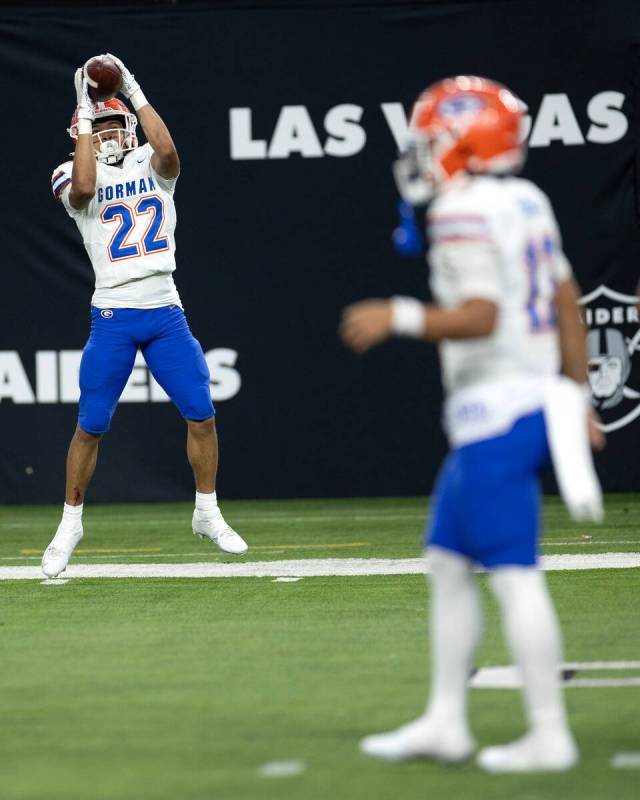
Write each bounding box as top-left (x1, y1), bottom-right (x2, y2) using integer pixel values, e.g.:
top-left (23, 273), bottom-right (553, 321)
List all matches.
top-left (77, 410), bottom-right (110, 438)
top-left (187, 417), bottom-right (215, 436)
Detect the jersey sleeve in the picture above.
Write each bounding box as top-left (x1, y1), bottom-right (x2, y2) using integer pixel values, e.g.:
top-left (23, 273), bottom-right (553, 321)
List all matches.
top-left (428, 210), bottom-right (502, 303)
top-left (50, 162), bottom-right (81, 217)
top-left (542, 198), bottom-right (573, 284)
top-left (143, 142), bottom-right (179, 194)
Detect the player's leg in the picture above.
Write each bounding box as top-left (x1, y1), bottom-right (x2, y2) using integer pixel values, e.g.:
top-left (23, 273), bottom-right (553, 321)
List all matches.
top-left (187, 418), bottom-right (247, 553)
top-left (423, 547), bottom-right (481, 738)
top-left (360, 454), bottom-right (479, 762)
top-left (463, 412), bottom-right (577, 772)
top-left (142, 306), bottom-right (247, 554)
top-left (65, 425), bottom-right (103, 506)
top-left (186, 416), bottom-right (218, 493)
top-left (478, 566), bottom-right (577, 773)
top-left (42, 311), bottom-right (137, 577)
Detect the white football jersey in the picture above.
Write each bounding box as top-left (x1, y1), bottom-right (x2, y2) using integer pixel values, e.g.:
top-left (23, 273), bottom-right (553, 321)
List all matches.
top-left (427, 174), bottom-right (573, 446)
top-left (51, 143), bottom-right (181, 308)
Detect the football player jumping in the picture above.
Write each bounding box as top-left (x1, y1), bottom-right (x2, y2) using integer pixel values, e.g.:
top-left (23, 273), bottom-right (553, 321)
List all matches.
top-left (341, 76), bottom-right (604, 773)
top-left (43, 56), bottom-right (247, 577)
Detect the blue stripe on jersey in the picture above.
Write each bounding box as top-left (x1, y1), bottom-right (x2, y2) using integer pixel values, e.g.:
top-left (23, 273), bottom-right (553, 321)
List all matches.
top-left (53, 178), bottom-right (71, 199)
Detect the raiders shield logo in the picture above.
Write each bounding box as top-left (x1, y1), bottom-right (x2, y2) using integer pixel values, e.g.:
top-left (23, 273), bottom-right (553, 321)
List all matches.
top-left (579, 285), bottom-right (640, 432)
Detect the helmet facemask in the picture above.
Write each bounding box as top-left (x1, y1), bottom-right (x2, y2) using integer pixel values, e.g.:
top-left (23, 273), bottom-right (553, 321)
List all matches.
top-left (393, 128), bottom-right (456, 205)
top-left (68, 100), bottom-right (138, 164)
top-left (92, 120), bottom-right (132, 165)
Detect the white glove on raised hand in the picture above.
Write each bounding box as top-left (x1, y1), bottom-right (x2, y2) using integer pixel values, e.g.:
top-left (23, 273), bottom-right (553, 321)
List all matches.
top-left (105, 53), bottom-right (147, 111)
top-left (74, 67), bottom-right (95, 135)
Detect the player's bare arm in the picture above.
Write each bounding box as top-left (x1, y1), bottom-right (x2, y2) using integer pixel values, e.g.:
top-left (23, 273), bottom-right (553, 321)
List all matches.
top-left (69, 69), bottom-right (97, 210)
top-left (106, 53), bottom-right (179, 179)
top-left (137, 104), bottom-right (180, 179)
top-left (340, 297), bottom-right (496, 353)
top-left (554, 276), bottom-right (605, 449)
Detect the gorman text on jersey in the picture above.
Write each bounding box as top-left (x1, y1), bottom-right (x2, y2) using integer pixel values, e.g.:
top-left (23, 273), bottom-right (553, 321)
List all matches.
top-left (97, 176), bottom-right (157, 203)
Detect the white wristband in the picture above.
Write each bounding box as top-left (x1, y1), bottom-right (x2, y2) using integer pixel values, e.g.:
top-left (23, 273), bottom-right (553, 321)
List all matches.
top-left (391, 296), bottom-right (426, 337)
top-left (77, 118), bottom-right (92, 135)
top-left (130, 88), bottom-right (148, 112)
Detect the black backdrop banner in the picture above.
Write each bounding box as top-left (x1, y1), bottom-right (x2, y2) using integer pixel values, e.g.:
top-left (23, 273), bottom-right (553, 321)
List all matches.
top-left (1, 0), bottom-right (639, 504)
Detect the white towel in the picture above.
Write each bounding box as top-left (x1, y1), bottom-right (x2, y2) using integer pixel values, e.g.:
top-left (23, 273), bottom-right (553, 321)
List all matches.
top-left (543, 376), bottom-right (604, 523)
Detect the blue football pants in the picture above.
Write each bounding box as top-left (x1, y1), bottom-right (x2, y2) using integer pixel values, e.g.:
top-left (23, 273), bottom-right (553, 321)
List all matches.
top-left (78, 305), bottom-right (215, 435)
top-left (426, 411), bottom-right (552, 568)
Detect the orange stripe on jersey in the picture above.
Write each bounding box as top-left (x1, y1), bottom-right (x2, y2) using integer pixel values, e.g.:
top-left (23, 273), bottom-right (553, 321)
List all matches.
top-left (431, 234), bottom-right (493, 244)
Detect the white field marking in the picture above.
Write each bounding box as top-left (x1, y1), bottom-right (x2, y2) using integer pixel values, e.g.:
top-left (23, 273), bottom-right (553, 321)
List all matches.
top-left (543, 540), bottom-right (640, 546)
top-left (612, 753), bottom-right (640, 769)
top-left (272, 577), bottom-right (303, 583)
top-left (0, 552), bottom-right (639, 581)
top-left (40, 579), bottom-right (68, 586)
top-left (0, 513), bottom-right (425, 529)
top-left (471, 662), bottom-right (640, 690)
top-left (540, 553), bottom-right (640, 570)
top-left (258, 760), bottom-right (306, 778)
top-left (565, 678), bottom-right (640, 687)
top-left (563, 661), bottom-right (640, 670)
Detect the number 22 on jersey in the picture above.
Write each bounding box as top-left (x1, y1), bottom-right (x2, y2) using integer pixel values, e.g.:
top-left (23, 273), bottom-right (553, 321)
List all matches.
top-left (100, 195), bottom-right (169, 262)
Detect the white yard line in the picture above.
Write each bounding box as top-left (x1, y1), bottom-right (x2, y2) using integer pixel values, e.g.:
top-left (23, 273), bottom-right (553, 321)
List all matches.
top-left (612, 753), bottom-right (640, 769)
top-left (541, 539), bottom-right (640, 547)
top-left (471, 662), bottom-right (640, 690)
top-left (258, 760), bottom-right (306, 778)
top-left (542, 540), bottom-right (640, 546)
top-left (540, 553), bottom-right (640, 570)
top-left (1, 552), bottom-right (639, 581)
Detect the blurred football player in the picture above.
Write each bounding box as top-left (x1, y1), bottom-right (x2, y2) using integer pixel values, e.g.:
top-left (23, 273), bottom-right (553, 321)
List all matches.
top-left (340, 76), bottom-right (604, 773)
top-left (43, 56), bottom-right (247, 577)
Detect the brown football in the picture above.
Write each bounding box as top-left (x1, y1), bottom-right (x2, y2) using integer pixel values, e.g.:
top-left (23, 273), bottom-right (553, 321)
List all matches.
top-left (84, 55), bottom-right (122, 102)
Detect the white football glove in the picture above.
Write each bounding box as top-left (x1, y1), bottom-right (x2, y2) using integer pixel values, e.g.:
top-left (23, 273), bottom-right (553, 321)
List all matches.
top-left (74, 67), bottom-right (94, 134)
top-left (105, 53), bottom-right (147, 111)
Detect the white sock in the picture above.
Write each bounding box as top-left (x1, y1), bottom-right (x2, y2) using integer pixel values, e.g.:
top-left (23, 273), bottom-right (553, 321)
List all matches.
top-left (425, 547), bottom-right (483, 729)
top-left (195, 491), bottom-right (218, 514)
top-left (490, 567), bottom-right (568, 734)
top-left (62, 503), bottom-right (83, 525)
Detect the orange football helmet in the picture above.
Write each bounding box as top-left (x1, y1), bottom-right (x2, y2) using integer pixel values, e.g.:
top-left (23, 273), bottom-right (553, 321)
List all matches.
top-left (394, 76), bottom-right (525, 204)
top-left (68, 98), bottom-right (138, 164)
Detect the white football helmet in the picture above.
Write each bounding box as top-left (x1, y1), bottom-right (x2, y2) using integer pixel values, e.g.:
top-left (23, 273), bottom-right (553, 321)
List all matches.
top-left (68, 98), bottom-right (138, 164)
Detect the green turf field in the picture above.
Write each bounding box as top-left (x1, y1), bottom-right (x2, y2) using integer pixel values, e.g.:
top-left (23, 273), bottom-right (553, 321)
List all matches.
top-left (1, 495), bottom-right (639, 799)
